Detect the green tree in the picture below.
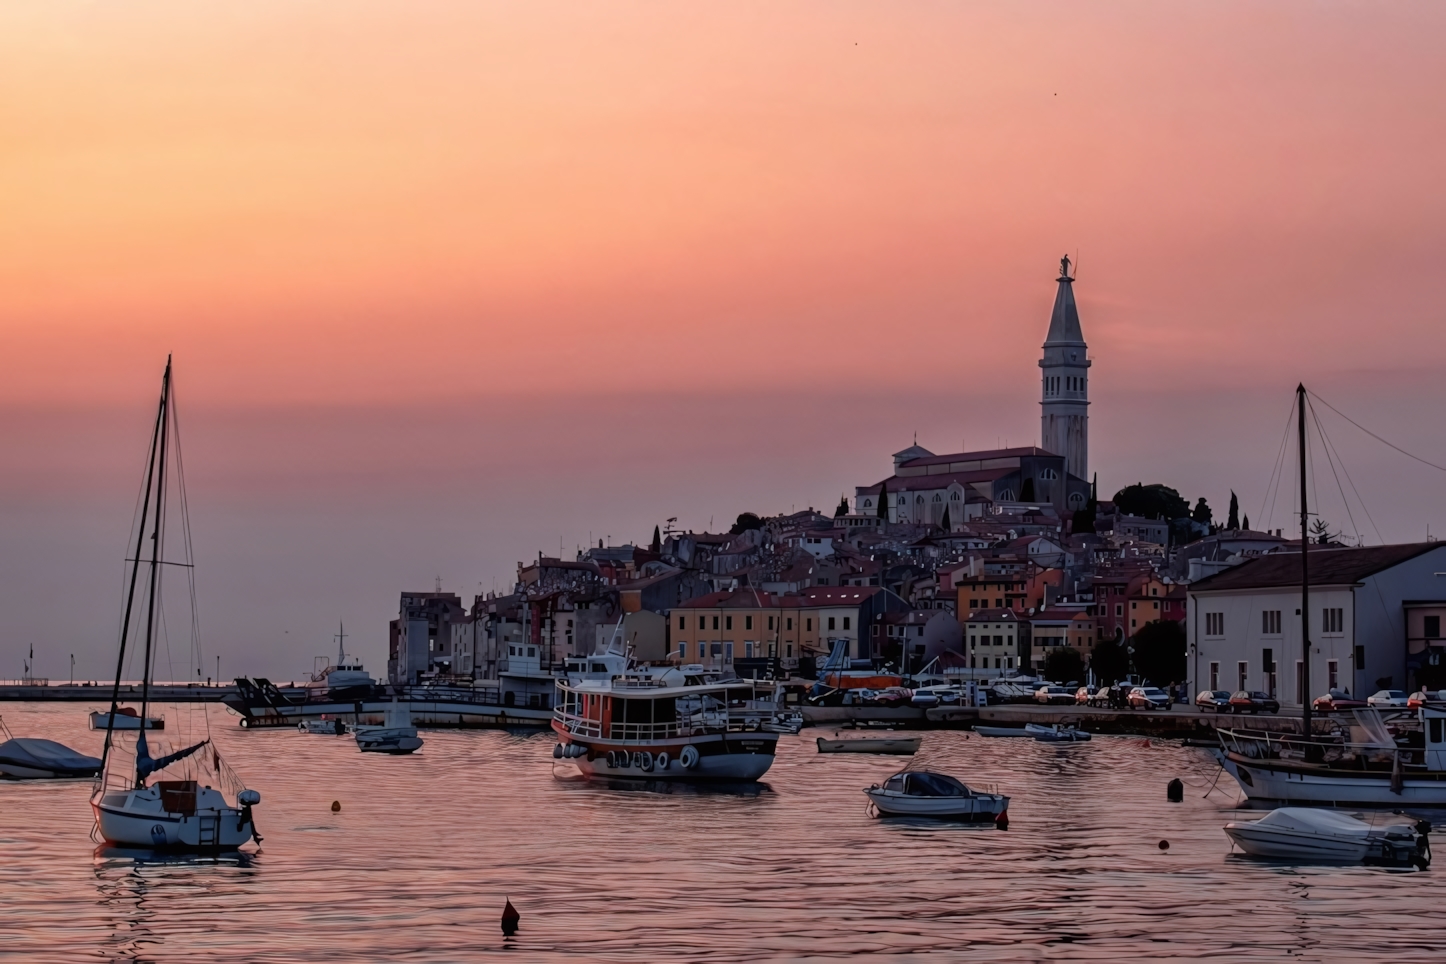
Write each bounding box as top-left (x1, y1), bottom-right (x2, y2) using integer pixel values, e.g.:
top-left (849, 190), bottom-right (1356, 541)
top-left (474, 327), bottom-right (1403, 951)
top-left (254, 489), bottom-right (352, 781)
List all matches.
top-left (1191, 497), bottom-right (1212, 526)
top-left (1112, 483), bottom-right (1189, 521)
top-left (1132, 619), bottom-right (1186, 686)
top-left (834, 495), bottom-right (849, 518)
top-left (1019, 477), bottom-right (1036, 502)
top-left (730, 512), bottom-right (763, 534)
top-left (876, 482), bottom-right (889, 520)
top-left (1089, 636), bottom-right (1129, 685)
top-left (1073, 474), bottom-right (1098, 534)
top-left (1042, 647), bottom-right (1085, 684)
top-left (1227, 491), bottom-right (1239, 530)
top-left (1242, 513), bottom-right (1251, 531)
top-left (650, 525), bottom-right (661, 553)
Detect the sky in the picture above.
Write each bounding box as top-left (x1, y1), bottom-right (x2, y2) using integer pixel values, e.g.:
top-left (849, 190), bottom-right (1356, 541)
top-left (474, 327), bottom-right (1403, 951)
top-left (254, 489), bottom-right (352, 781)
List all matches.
top-left (3, 1), bottom-right (1446, 679)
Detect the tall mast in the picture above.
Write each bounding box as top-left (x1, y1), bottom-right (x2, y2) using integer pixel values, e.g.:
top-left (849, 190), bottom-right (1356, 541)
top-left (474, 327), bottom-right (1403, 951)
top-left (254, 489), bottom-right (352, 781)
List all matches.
top-left (97, 364), bottom-right (168, 775)
top-left (135, 359), bottom-right (172, 783)
top-left (1299, 383), bottom-right (1312, 742)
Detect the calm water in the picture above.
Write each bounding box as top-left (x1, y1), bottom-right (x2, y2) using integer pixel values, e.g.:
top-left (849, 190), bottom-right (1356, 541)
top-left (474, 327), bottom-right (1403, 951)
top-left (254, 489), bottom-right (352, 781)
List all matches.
top-left (1, 702), bottom-right (1441, 963)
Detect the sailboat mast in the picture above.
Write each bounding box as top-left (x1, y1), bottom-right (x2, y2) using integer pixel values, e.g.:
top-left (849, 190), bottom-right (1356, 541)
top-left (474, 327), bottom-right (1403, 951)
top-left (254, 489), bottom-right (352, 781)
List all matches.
top-left (135, 360), bottom-right (173, 776)
top-left (98, 362), bottom-right (169, 775)
top-left (1299, 383), bottom-right (1312, 741)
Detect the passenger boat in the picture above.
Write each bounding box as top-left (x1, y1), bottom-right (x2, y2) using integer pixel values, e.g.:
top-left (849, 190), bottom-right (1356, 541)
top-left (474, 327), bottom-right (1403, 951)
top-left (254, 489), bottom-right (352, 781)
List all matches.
top-left (816, 736), bottom-right (921, 755)
top-left (90, 359), bottom-right (262, 851)
top-left (0, 715), bottom-right (101, 779)
top-left (1224, 807), bottom-right (1430, 868)
top-left (89, 708), bottom-right (164, 730)
top-left (552, 664), bottom-right (784, 781)
top-left (354, 701), bottom-right (423, 754)
top-left (864, 769), bottom-right (1009, 821)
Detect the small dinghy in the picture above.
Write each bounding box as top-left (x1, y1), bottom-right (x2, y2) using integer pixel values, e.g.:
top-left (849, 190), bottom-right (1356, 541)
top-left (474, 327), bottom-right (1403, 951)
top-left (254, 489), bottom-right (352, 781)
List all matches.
top-left (817, 736), bottom-right (921, 755)
top-left (354, 700), bottom-right (422, 754)
top-left (1224, 807), bottom-right (1431, 868)
top-left (1025, 723), bottom-right (1091, 743)
top-left (0, 717), bottom-right (101, 779)
top-left (864, 769), bottom-right (1009, 822)
top-left (973, 725), bottom-right (1031, 738)
top-left (90, 708), bottom-right (164, 731)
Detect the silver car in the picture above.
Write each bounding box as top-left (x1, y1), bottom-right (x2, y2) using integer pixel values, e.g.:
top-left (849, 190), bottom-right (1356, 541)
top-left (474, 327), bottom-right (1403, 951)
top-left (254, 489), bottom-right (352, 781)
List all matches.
top-left (1367, 689), bottom-right (1410, 708)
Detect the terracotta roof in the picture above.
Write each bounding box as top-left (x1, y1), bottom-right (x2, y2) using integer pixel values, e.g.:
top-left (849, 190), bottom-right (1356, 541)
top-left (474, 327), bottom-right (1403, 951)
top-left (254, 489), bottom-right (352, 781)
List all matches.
top-left (1189, 543), bottom-right (1446, 592)
top-left (859, 467), bottom-right (1015, 495)
top-left (964, 609), bottom-right (1018, 622)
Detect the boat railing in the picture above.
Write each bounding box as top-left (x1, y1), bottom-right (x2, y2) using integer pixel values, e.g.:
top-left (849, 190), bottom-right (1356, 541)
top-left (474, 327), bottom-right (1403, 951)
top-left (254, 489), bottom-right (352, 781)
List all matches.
top-left (552, 706), bottom-right (776, 742)
top-left (1217, 727), bottom-right (1423, 768)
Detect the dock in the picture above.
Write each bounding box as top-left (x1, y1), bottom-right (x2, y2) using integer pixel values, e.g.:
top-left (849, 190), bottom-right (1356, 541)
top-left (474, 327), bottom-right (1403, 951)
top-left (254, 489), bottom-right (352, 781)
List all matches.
top-left (0, 682), bottom-right (242, 702)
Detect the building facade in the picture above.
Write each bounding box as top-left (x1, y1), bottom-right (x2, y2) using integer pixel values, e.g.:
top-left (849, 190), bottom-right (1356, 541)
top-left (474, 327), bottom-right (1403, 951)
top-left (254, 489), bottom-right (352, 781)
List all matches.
top-left (1039, 254), bottom-right (1089, 482)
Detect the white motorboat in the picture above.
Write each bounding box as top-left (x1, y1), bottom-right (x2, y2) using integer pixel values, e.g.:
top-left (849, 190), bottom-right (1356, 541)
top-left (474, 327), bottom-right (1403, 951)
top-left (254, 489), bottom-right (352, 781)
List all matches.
top-left (973, 725), bottom-right (1032, 738)
top-left (1224, 807), bottom-right (1430, 868)
top-left (816, 736), bottom-right (921, 755)
top-left (553, 659), bottom-right (784, 781)
top-left (1025, 723), bottom-right (1091, 743)
top-left (354, 701), bottom-right (423, 754)
top-left (0, 715), bottom-right (101, 779)
top-left (299, 718), bottom-right (348, 735)
top-left (90, 708), bottom-right (164, 731)
top-left (90, 360), bottom-right (262, 852)
top-left (864, 770), bottom-right (1009, 822)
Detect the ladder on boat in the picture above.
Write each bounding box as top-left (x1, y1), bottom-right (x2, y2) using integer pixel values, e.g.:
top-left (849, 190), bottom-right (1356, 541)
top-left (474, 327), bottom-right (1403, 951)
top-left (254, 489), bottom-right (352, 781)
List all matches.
top-left (197, 812), bottom-right (219, 849)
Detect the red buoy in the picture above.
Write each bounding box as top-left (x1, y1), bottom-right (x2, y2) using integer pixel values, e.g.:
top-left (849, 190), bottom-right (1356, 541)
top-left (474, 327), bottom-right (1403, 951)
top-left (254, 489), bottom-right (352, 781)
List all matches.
top-left (994, 810), bottom-right (1009, 830)
top-left (501, 898), bottom-right (520, 936)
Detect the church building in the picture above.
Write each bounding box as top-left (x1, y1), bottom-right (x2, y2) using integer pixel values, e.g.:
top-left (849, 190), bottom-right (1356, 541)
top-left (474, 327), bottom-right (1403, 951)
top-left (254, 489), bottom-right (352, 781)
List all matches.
top-left (854, 257), bottom-right (1092, 525)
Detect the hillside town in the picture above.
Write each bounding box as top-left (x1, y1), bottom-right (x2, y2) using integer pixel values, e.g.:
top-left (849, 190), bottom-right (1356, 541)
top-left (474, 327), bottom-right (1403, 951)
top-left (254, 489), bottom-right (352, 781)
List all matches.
top-left (388, 258), bottom-right (1446, 712)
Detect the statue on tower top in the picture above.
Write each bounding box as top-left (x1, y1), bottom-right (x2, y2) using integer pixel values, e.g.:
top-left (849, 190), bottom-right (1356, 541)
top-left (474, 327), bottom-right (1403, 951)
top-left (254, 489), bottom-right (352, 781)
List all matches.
top-left (1059, 254), bottom-right (1071, 280)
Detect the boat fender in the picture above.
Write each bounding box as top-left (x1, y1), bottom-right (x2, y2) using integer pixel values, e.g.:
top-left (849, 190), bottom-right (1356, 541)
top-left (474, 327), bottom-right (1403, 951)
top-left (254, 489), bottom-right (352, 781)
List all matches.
top-left (639, 752), bottom-right (653, 772)
top-left (680, 745), bottom-right (699, 769)
top-left (1166, 778), bottom-right (1184, 802)
top-left (298, 722), bottom-right (307, 732)
top-left (238, 789), bottom-right (261, 806)
top-left (655, 751), bottom-right (669, 770)
top-left (994, 809), bottom-right (1008, 830)
top-left (606, 750), bottom-right (618, 769)
top-left (552, 743), bottom-right (564, 759)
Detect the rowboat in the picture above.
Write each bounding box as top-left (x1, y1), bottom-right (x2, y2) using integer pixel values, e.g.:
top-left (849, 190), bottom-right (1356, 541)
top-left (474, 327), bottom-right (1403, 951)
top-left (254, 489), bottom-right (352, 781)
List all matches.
top-left (973, 725), bottom-right (1031, 738)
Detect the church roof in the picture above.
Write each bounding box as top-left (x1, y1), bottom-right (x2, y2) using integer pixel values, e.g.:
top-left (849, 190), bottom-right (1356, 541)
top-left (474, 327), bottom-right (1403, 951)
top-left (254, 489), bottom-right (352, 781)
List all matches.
top-left (892, 444), bottom-right (935, 461)
top-left (1043, 261), bottom-right (1085, 347)
top-left (900, 446), bottom-right (1055, 469)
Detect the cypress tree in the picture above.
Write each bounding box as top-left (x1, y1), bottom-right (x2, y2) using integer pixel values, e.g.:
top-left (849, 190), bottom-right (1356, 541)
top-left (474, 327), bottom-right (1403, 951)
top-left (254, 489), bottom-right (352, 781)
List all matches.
top-left (650, 525), bottom-right (661, 553)
top-left (1242, 513), bottom-right (1250, 531)
top-left (940, 504), bottom-right (952, 532)
top-left (1227, 491), bottom-right (1239, 530)
top-left (876, 482), bottom-right (889, 520)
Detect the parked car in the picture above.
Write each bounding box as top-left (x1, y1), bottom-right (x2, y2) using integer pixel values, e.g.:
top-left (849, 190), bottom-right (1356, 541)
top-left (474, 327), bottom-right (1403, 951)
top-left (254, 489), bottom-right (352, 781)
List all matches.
top-left (1407, 690), bottom-right (1446, 708)
top-left (1367, 689), bottom-right (1410, 708)
top-left (1195, 689), bottom-right (1232, 712)
top-left (1229, 690), bottom-right (1280, 714)
top-left (1312, 689), bottom-right (1368, 712)
top-left (1035, 684), bottom-right (1075, 705)
top-left (1075, 685), bottom-right (1097, 705)
top-left (1128, 686), bottom-right (1171, 710)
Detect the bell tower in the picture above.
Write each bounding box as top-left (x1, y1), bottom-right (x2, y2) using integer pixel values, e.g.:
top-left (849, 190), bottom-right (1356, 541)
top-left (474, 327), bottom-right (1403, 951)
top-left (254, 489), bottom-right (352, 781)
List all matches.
top-left (1039, 255), bottom-right (1089, 480)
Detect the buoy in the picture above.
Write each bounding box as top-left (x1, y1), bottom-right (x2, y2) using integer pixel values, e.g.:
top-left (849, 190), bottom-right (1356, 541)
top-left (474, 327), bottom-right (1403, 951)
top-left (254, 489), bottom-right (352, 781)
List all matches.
top-left (552, 743), bottom-right (563, 759)
top-left (331, 801), bottom-right (341, 813)
top-left (1166, 778), bottom-right (1184, 802)
top-left (994, 810), bottom-right (1009, 830)
top-left (501, 897), bottom-right (520, 937)
top-left (1158, 839), bottom-right (1170, 851)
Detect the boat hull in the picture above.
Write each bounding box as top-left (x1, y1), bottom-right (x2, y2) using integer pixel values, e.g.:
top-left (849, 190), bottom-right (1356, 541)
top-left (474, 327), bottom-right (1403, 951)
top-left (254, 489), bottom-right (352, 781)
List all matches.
top-left (89, 712), bottom-right (163, 731)
top-left (226, 695), bottom-right (552, 729)
top-left (354, 727), bottom-right (423, 754)
top-left (864, 789), bottom-right (1009, 821)
top-left (558, 729), bottom-right (778, 782)
top-left (973, 726), bottom-right (1031, 738)
top-left (1223, 823), bottom-right (1372, 861)
top-left (1224, 753), bottom-right (1446, 807)
top-left (92, 798), bottom-right (255, 850)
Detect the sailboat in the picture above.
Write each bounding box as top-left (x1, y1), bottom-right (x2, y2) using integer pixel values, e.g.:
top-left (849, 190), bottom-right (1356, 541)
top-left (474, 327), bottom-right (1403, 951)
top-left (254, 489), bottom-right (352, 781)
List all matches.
top-left (90, 359), bottom-right (262, 850)
top-left (1217, 385), bottom-right (1446, 807)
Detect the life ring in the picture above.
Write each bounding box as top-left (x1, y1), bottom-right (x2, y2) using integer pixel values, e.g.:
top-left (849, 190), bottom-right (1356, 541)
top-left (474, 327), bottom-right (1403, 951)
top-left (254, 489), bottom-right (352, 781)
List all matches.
top-left (655, 751), bottom-right (670, 770)
top-left (680, 745), bottom-right (699, 769)
top-left (639, 752), bottom-right (654, 772)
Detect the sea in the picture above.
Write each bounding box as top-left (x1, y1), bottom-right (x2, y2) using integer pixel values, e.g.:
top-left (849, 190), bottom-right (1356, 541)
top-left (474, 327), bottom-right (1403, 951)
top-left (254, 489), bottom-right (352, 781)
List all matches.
top-left (0, 701), bottom-right (1441, 963)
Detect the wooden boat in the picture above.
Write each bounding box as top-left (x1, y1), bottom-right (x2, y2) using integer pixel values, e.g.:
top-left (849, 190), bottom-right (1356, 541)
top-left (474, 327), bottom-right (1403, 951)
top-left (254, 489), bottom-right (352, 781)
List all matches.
top-left (816, 736), bottom-right (921, 755)
top-left (973, 725), bottom-right (1032, 738)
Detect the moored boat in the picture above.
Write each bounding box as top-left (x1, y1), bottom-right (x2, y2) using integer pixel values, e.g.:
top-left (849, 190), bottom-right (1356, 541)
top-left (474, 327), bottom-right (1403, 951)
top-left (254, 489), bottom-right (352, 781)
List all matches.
top-left (1025, 723), bottom-right (1091, 743)
top-left (1224, 807), bottom-right (1430, 868)
top-left (864, 769), bottom-right (1009, 821)
top-left (816, 736), bottom-right (921, 755)
top-left (354, 701), bottom-right (422, 754)
top-left (973, 725), bottom-right (1032, 738)
top-left (0, 716), bottom-right (101, 779)
top-left (90, 708), bottom-right (164, 730)
top-left (553, 665), bottom-right (783, 781)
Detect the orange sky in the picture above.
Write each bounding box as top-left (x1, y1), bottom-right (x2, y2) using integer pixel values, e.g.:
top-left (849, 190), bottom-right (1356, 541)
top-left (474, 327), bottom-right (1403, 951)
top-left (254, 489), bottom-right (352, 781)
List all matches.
top-left (3, 2), bottom-right (1446, 674)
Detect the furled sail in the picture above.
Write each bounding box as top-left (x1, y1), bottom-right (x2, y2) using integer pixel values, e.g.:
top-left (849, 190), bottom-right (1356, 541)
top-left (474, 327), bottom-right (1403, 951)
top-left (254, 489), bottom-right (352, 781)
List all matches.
top-left (135, 733), bottom-right (211, 779)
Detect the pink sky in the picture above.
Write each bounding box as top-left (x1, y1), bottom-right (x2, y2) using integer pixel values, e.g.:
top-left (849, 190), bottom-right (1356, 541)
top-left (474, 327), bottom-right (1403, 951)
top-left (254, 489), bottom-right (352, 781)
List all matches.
top-left (3, 2), bottom-right (1446, 675)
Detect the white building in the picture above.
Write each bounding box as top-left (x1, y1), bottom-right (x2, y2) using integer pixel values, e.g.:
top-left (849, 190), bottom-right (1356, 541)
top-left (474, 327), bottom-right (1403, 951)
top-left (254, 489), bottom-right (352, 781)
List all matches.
top-left (1187, 543), bottom-right (1446, 706)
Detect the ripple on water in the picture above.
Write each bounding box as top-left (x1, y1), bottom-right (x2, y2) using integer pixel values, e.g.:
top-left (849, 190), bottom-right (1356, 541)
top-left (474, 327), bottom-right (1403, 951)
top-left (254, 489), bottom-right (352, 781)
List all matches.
top-left (0, 703), bottom-right (1442, 962)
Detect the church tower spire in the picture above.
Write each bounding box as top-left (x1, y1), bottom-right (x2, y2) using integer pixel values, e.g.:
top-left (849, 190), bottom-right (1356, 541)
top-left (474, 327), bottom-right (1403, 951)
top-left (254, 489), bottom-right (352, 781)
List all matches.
top-left (1039, 254), bottom-right (1089, 480)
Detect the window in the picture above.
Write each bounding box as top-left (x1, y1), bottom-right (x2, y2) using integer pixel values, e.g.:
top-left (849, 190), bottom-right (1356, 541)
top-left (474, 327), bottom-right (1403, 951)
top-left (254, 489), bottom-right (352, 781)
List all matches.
top-left (679, 642), bottom-right (687, 660)
top-left (1206, 612), bottom-right (1225, 636)
top-left (1327, 659), bottom-right (1339, 690)
top-left (1323, 608), bottom-right (1344, 634)
top-left (1262, 610), bottom-right (1281, 635)
top-left (1238, 661), bottom-right (1248, 691)
top-left (995, 598), bottom-right (1003, 608)
top-left (786, 644), bottom-right (793, 657)
top-left (1427, 616), bottom-right (1442, 639)
top-left (843, 617), bottom-right (851, 630)
top-left (1295, 660), bottom-right (1304, 703)
top-left (679, 616), bottom-right (685, 630)
top-left (994, 635), bottom-right (1003, 645)
top-left (969, 635), bottom-right (976, 648)
top-left (725, 616), bottom-right (733, 630)
top-left (970, 599), bottom-right (978, 609)
top-left (787, 618), bottom-right (793, 631)
top-left (1210, 661), bottom-right (1220, 690)
top-left (806, 619), bottom-right (812, 632)
top-left (745, 615), bottom-right (753, 631)
top-left (828, 617), bottom-right (836, 631)
top-left (724, 643), bottom-right (733, 661)
top-left (744, 642), bottom-right (753, 658)
top-left (1355, 645), bottom-right (1366, 671)
top-left (768, 616), bottom-right (775, 631)
top-left (1115, 604), bottom-right (1123, 617)
top-left (711, 616), bottom-right (719, 631)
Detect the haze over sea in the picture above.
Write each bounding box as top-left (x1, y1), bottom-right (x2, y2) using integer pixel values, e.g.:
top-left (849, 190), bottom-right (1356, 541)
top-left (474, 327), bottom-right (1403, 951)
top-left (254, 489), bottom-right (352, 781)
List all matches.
top-left (1, 703), bottom-right (1442, 962)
